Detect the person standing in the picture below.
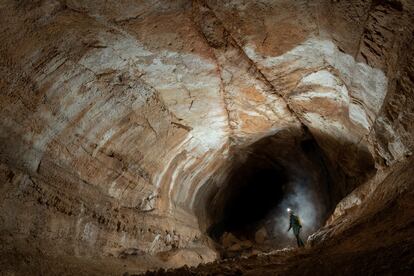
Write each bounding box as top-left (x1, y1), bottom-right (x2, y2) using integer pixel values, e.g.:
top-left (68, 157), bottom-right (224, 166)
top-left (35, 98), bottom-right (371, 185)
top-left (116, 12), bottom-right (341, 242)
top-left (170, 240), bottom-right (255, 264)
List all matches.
top-left (287, 208), bottom-right (305, 247)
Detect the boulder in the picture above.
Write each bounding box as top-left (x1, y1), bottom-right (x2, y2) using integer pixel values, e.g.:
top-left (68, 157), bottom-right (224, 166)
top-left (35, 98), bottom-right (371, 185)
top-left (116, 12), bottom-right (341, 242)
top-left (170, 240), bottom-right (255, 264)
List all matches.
top-left (255, 227), bottom-right (268, 244)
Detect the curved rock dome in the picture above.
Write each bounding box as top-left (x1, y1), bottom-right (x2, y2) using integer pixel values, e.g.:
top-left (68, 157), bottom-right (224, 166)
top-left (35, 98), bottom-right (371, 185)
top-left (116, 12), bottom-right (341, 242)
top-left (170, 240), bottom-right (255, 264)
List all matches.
top-left (0, 0), bottom-right (413, 275)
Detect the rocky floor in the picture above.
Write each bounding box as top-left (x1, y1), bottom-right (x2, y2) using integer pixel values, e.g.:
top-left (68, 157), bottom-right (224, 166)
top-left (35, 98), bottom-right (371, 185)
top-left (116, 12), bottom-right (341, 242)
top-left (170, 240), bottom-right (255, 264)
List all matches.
top-left (144, 243), bottom-right (413, 276)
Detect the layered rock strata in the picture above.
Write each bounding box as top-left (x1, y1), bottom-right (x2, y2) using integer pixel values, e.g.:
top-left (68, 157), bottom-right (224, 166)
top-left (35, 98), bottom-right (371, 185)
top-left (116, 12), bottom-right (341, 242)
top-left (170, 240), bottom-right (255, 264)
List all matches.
top-left (0, 0), bottom-right (413, 274)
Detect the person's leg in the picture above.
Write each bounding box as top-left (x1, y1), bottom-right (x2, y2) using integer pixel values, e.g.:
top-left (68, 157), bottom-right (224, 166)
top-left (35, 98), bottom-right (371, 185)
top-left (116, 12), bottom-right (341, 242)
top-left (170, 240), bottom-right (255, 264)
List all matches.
top-left (298, 235), bottom-right (305, 247)
top-left (295, 234), bottom-right (301, 247)
top-left (294, 229), bottom-right (305, 247)
top-left (296, 228), bottom-right (305, 247)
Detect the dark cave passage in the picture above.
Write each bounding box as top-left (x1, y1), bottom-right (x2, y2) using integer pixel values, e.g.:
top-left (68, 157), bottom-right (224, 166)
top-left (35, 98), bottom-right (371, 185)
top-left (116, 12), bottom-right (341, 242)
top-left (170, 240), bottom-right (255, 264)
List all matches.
top-left (203, 132), bottom-right (341, 249)
top-left (209, 158), bottom-right (288, 240)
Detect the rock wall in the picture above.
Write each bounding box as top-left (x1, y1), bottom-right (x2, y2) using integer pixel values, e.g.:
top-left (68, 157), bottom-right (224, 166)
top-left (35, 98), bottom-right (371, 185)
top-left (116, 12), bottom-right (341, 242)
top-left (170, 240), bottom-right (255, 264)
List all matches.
top-left (0, 0), bottom-right (413, 273)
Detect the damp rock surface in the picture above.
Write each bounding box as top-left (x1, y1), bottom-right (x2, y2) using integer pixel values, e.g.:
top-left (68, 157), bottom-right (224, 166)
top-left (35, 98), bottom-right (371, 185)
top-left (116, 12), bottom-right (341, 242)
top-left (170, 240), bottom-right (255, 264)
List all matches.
top-left (0, 0), bottom-right (413, 275)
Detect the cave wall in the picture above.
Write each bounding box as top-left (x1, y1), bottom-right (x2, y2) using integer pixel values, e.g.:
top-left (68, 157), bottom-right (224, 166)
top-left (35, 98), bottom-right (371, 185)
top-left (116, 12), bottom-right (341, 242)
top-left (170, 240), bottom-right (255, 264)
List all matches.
top-left (0, 0), bottom-right (413, 272)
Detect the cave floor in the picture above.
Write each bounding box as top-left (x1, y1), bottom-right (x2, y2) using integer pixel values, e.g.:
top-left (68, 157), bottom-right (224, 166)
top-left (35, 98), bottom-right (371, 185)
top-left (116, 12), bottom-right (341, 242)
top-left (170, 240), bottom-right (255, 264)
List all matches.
top-left (3, 239), bottom-right (412, 276)
top-left (145, 242), bottom-right (413, 276)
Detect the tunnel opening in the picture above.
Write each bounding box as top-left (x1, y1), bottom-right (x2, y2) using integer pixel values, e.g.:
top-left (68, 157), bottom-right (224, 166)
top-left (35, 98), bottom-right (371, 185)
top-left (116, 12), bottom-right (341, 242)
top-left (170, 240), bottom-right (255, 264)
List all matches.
top-left (208, 159), bottom-right (288, 241)
top-left (201, 131), bottom-right (343, 255)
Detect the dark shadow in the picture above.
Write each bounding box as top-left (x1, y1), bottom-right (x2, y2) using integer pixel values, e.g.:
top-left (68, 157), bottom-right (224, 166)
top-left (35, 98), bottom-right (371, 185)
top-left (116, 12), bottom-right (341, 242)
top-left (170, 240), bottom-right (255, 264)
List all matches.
top-left (198, 128), bottom-right (376, 249)
top-left (209, 160), bottom-right (288, 240)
